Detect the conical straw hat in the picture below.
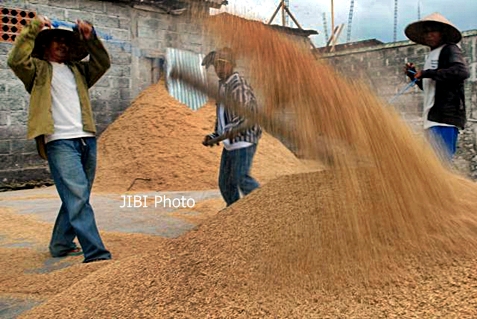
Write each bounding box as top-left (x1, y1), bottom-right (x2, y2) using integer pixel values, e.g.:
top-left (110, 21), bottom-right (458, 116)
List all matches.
top-left (405, 12), bottom-right (462, 45)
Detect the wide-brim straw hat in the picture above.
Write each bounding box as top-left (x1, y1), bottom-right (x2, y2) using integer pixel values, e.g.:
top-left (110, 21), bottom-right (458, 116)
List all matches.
top-left (31, 26), bottom-right (88, 61)
top-left (405, 12), bottom-right (462, 45)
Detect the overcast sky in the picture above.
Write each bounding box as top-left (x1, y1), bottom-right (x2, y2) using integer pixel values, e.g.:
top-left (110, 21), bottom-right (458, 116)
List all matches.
top-left (212, 0), bottom-right (477, 46)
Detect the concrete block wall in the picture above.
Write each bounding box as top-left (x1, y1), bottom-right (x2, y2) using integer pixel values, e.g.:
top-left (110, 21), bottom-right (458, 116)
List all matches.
top-left (321, 31), bottom-right (477, 177)
top-left (0, 0), bottom-right (209, 190)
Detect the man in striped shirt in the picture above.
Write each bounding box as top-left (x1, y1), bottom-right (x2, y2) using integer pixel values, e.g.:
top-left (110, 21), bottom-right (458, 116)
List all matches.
top-left (202, 47), bottom-right (262, 206)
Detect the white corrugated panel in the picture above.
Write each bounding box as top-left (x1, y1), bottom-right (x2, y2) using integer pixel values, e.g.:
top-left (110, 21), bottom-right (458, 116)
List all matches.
top-left (165, 48), bottom-right (208, 111)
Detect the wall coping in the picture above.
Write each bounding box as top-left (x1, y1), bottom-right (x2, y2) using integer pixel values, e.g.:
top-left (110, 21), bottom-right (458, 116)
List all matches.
top-left (320, 29), bottom-right (477, 58)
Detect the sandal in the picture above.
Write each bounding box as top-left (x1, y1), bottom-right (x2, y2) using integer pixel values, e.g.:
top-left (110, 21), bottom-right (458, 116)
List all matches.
top-left (66, 247), bottom-right (83, 256)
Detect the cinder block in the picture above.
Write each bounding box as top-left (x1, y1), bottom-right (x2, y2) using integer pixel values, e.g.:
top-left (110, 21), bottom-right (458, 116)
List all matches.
top-left (94, 76), bottom-right (111, 88)
top-left (112, 77), bottom-right (130, 89)
top-left (29, 0), bottom-right (49, 6)
top-left (33, 5), bottom-right (66, 21)
top-left (49, 0), bottom-right (79, 10)
top-left (0, 154), bottom-right (14, 169)
top-left (138, 37), bottom-right (161, 50)
top-left (0, 96), bottom-right (26, 111)
top-left (106, 100), bottom-right (128, 113)
top-left (0, 56), bottom-right (9, 68)
top-left (104, 2), bottom-right (131, 18)
top-left (110, 53), bottom-right (132, 65)
top-left (138, 18), bottom-right (160, 29)
top-left (93, 14), bottom-right (119, 29)
top-left (79, 1), bottom-right (105, 13)
top-left (106, 27), bottom-right (129, 41)
top-left (22, 152), bottom-right (47, 167)
top-left (119, 88), bottom-right (131, 100)
top-left (0, 111), bottom-right (9, 125)
top-left (138, 26), bottom-right (159, 39)
top-left (96, 123), bottom-right (108, 136)
top-left (10, 138), bottom-right (36, 154)
top-left (118, 17), bottom-right (131, 30)
top-left (0, 42), bottom-right (13, 54)
top-left (106, 65), bottom-right (131, 77)
top-left (90, 87), bottom-right (120, 101)
top-left (6, 83), bottom-right (25, 96)
top-left (93, 111), bottom-right (110, 125)
top-left (66, 10), bottom-right (94, 24)
top-left (91, 100), bottom-right (109, 112)
top-left (9, 110), bottom-right (27, 125)
top-left (165, 32), bottom-right (179, 47)
top-left (0, 125), bottom-right (26, 139)
top-left (0, 140), bottom-right (10, 154)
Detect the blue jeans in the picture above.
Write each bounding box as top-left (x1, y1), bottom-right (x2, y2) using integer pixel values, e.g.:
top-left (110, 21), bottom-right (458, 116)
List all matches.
top-left (426, 126), bottom-right (459, 162)
top-left (218, 144), bottom-right (260, 206)
top-left (46, 137), bottom-right (111, 262)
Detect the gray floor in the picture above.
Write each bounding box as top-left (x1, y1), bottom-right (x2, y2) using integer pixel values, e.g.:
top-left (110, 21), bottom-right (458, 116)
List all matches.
top-left (0, 187), bottom-right (222, 237)
top-left (0, 186), bottom-right (222, 318)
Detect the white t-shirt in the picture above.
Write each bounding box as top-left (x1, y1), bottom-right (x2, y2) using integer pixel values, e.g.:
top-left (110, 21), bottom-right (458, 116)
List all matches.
top-left (422, 45), bottom-right (455, 129)
top-left (45, 62), bottom-right (94, 143)
top-left (217, 105), bottom-right (252, 151)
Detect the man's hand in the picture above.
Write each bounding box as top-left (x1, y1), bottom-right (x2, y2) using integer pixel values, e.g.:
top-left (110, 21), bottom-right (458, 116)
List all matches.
top-left (202, 134), bottom-right (220, 147)
top-left (404, 62), bottom-right (424, 80)
top-left (413, 70), bottom-right (423, 79)
top-left (404, 62), bottom-right (418, 79)
top-left (76, 20), bottom-right (94, 40)
top-left (37, 15), bottom-right (51, 29)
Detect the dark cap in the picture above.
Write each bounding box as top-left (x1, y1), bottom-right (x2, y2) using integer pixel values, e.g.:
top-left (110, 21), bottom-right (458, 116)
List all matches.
top-left (201, 47), bottom-right (236, 69)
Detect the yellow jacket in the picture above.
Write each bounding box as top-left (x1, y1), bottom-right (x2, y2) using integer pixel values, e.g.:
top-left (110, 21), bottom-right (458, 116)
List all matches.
top-left (7, 19), bottom-right (111, 157)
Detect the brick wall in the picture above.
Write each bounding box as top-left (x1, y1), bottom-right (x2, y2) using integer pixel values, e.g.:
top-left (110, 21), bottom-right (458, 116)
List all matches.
top-left (0, 0), bottom-right (210, 190)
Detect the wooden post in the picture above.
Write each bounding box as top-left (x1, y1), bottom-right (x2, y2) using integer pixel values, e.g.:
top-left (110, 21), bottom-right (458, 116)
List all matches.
top-left (284, 5), bottom-right (302, 29)
top-left (330, 24), bottom-right (344, 52)
top-left (281, 0), bottom-right (286, 26)
top-left (331, 0), bottom-right (334, 38)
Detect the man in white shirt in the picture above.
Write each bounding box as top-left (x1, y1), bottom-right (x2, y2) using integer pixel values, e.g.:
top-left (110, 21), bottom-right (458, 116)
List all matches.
top-left (201, 48), bottom-right (262, 206)
top-left (8, 15), bottom-right (112, 263)
top-left (404, 13), bottom-right (470, 161)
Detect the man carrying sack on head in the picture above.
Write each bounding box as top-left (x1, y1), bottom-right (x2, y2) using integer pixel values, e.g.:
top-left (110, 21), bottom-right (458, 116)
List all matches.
top-left (404, 13), bottom-right (470, 162)
top-left (8, 15), bottom-right (112, 263)
top-left (201, 47), bottom-right (262, 207)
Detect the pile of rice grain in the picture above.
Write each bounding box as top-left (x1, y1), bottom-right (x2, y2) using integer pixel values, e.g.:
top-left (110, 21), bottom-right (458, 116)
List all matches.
top-left (21, 13), bottom-right (477, 318)
top-left (20, 172), bottom-right (477, 318)
top-left (93, 81), bottom-right (319, 193)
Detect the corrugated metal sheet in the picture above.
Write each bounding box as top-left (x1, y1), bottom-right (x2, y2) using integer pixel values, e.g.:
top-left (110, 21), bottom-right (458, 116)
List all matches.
top-left (165, 48), bottom-right (208, 111)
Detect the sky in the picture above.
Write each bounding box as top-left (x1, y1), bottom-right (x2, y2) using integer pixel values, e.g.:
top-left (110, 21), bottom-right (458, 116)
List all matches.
top-left (211, 0), bottom-right (477, 46)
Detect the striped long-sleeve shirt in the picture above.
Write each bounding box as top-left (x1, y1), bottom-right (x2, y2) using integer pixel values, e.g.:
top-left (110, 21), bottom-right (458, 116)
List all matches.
top-left (213, 72), bottom-right (262, 148)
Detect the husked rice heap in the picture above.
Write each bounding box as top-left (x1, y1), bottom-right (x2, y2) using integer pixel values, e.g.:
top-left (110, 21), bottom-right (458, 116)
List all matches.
top-left (94, 81), bottom-right (318, 193)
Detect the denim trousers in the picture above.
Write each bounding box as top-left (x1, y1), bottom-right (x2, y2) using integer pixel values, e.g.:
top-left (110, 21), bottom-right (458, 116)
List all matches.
top-left (218, 144), bottom-right (260, 206)
top-left (426, 126), bottom-right (459, 162)
top-left (46, 137), bottom-right (111, 262)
